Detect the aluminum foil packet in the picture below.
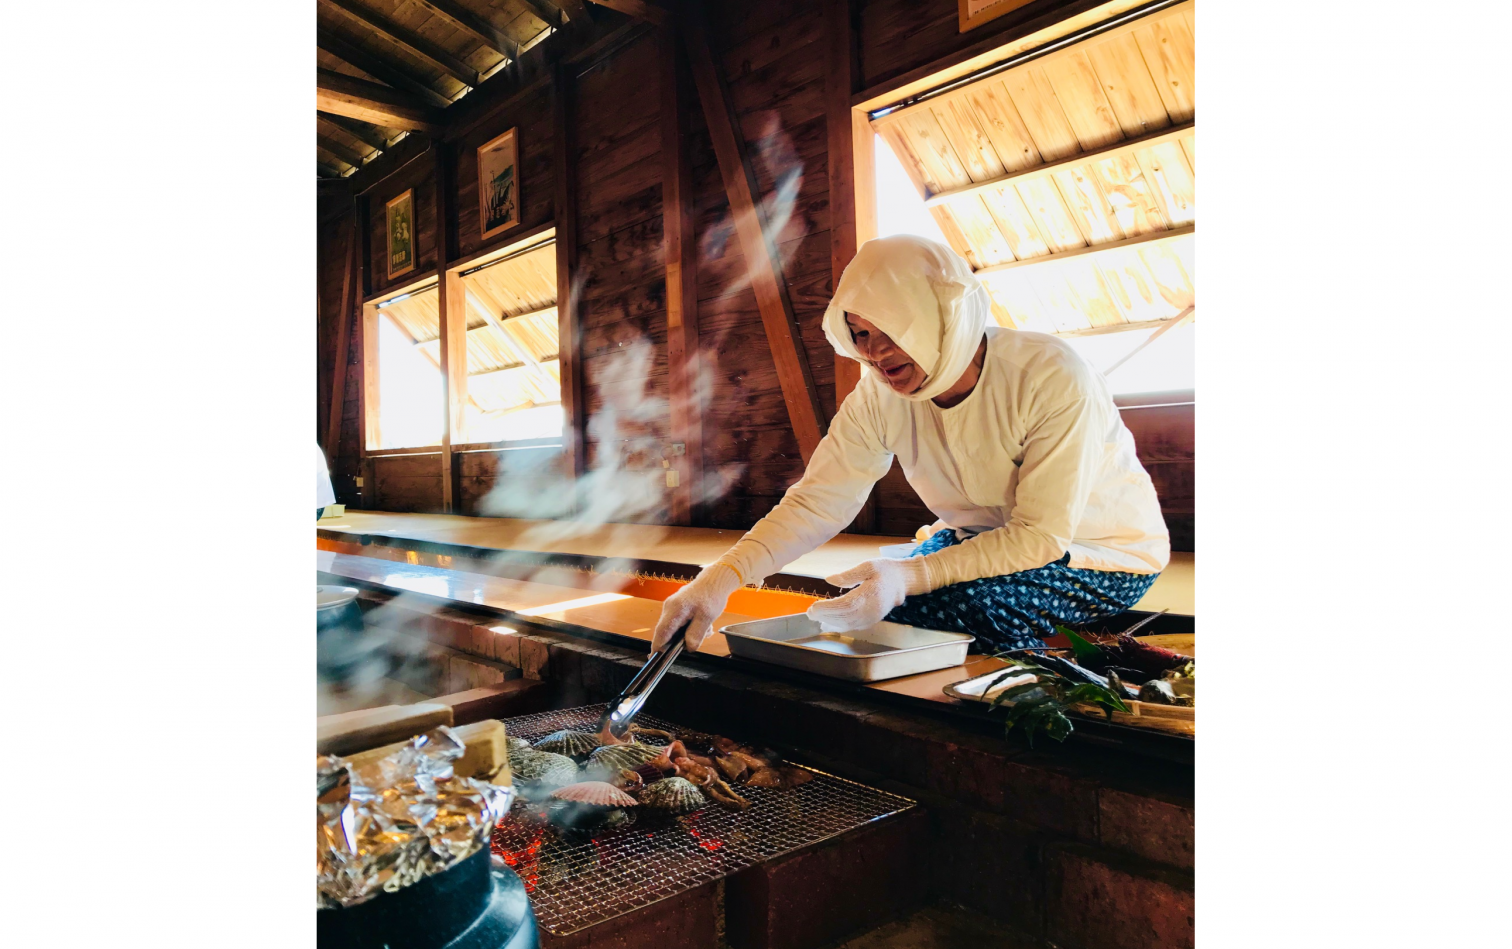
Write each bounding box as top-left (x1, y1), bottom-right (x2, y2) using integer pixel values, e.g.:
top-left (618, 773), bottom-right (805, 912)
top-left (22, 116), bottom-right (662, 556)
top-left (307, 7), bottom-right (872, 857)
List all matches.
top-left (317, 726), bottom-right (513, 909)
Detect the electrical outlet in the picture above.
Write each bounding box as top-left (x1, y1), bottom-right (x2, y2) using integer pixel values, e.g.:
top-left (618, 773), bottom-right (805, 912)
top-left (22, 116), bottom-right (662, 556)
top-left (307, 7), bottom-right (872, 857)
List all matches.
top-left (355, 476), bottom-right (364, 487)
top-left (666, 470), bottom-right (679, 488)
top-left (671, 442), bottom-right (686, 456)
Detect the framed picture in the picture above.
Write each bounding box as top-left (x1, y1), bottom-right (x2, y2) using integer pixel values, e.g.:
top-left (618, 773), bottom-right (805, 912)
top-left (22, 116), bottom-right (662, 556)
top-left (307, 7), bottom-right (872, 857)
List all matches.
top-left (477, 128), bottom-right (520, 241)
top-left (385, 189), bottom-right (415, 280)
top-left (959, 0), bottom-right (1038, 33)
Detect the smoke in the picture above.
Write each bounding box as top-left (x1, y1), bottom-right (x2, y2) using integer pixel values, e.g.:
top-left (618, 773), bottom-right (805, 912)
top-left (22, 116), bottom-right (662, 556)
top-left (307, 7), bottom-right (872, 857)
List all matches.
top-left (317, 114), bottom-right (808, 715)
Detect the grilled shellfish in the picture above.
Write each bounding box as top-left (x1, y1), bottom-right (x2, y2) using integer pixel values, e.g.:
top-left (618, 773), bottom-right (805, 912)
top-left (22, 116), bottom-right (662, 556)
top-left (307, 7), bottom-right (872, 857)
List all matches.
top-left (587, 741), bottom-right (663, 776)
top-left (508, 749), bottom-right (579, 798)
top-left (533, 729), bottom-right (601, 760)
top-left (550, 781), bottom-right (640, 808)
top-left (638, 777), bottom-right (707, 815)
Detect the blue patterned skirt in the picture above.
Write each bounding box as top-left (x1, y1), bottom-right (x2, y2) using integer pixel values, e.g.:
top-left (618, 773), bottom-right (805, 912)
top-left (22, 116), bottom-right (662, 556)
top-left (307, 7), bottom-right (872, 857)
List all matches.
top-left (883, 529), bottom-right (1159, 653)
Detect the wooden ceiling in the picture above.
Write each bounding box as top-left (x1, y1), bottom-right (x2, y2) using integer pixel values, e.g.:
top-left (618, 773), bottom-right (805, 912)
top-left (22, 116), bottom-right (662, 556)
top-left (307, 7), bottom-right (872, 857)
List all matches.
top-left (874, 0), bottom-right (1195, 336)
top-left (315, 0), bottom-right (583, 179)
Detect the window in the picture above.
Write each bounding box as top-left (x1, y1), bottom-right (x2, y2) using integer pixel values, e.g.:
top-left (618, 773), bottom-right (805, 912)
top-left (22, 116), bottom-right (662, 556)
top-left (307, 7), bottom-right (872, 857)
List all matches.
top-left (362, 234), bottom-right (562, 452)
top-left (455, 238), bottom-right (562, 444)
top-left (868, 0), bottom-right (1196, 396)
top-left (371, 285), bottom-right (444, 449)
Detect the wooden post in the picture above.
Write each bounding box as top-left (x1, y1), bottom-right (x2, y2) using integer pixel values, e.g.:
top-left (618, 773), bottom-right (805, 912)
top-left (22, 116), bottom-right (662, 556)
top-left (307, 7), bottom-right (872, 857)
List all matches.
top-left (682, 2), bottom-right (828, 465)
top-left (662, 28), bottom-right (701, 526)
top-left (825, 0), bottom-right (879, 533)
top-left (553, 59), bottom-right (587, 483)
top-left (324, 215), bottom-right (359, 470)
top-left (434, 144), bottom-right (467, 513)
top-left (355, 197), bottom-right (376, 508)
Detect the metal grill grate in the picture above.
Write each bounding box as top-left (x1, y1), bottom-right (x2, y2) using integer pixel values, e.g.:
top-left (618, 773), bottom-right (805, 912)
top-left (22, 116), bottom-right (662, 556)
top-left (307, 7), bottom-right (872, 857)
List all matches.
top-left (490, 705), bottom-right (915, 935)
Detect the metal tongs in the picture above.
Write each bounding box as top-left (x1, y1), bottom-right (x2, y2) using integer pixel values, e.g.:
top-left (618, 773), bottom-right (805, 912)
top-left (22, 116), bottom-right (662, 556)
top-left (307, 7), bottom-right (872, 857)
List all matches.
top-left (597, 622), bottom-right (688, 740)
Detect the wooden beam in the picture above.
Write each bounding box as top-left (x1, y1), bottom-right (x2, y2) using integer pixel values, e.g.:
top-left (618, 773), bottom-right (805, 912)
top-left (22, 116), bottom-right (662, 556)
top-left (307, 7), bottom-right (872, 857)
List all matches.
top-left (463, 291), bottom-right (556, 388)
top-left (662, 27), bottom-right (701, 526)
top-left (316, 147), bottom-right (355, 174)
top-left (587, 0), bottom-right (668, 25)
top-left (414, 0), bottom-right (516, 57)
top-left (325, 217), bottom-right (360, 469)
top-left (824, 0), bottom-right (877, 533)
top-left (318, 114), bottom-right (386, 157)
top-left (320, 0), bottom-right (481, 87)
top-left (319, 112), bottom-right (392, 151)
top-left (682, 3), bottom-right (827, 464)
top-left (434, 144), bottom-right (466, 512)
top-left (519, 0), bottom-right (566, 29)
top-left (923, 122), bottom-right (1196, 207)
top-left (317, 69), bottom-right (444, 133)
top-left (317, 28), bottom-right (454, 109)
top-left (556, 0), bottom-right (593, 29)
top-left (553, 60), bottom-right (586, 481)
top-left (973, 224), bottom-right (1194, 276)
top-left (317, 131), bottom-right (372, 170)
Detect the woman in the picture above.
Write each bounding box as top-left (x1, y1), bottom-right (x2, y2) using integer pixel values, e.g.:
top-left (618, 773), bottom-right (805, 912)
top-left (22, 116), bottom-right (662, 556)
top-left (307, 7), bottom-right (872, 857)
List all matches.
top-left (652, 235), bottom-right (1170, 656)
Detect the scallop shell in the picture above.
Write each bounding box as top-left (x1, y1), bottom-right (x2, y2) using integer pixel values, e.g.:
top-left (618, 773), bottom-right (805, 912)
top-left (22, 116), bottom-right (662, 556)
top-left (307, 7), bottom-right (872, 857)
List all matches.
top-left (505, 737), bottom-right (531, 752)
top-left (639, 777), bottom-right (707, 815)
top-left (588, 742), bottom-right (663, 775)
top-left (533, 729), bottom-right (601, 760)
top-left (508, 749), bottom-right (579, 795)
top-left (550, 781), bottom-right (639, 808)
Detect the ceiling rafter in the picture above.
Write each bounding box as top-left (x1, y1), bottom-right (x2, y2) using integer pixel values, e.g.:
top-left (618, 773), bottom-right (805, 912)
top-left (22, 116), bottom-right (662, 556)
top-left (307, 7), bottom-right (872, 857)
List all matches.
top-left (317, 131), bottom-right (372, 168)
top-left (518, 0), bottom-right (566, 29)
top-left (317, 27), bottom-right (453, 109)
top-left (414, 0), bottom-right (519, 58)
top-left (319, 0), bottom-right (482, 88)
top-left (318, 112), bottom-right (392, 151)
top-left (586, 0), bottom-right (668, 25)
top-left (317, 68), bottom-right (445, 132)
top-left (316, 145), bottom-right (355, 174)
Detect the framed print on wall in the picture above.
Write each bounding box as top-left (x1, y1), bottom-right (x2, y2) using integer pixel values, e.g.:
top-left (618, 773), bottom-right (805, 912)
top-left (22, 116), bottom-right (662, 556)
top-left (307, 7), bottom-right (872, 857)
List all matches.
top-left (477, 128), bottom-right (520, 241)
top-left (385, 189), bottom-right (415, 280)
top-left (959, 0), bottom-right (1038, 32)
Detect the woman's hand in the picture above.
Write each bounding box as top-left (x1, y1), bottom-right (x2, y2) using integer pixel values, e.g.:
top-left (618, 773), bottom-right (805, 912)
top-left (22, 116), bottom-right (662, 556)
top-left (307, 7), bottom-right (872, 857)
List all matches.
top-left (650, 563), bottom-right (745, 655)
top-left (806, 557), bottom-right (932, 632)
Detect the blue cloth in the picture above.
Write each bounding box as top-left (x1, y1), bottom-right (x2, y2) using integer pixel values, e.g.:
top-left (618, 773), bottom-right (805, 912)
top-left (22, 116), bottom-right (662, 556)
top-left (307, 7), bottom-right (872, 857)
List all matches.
top-left (883, 529), bottom-right (1160, 652)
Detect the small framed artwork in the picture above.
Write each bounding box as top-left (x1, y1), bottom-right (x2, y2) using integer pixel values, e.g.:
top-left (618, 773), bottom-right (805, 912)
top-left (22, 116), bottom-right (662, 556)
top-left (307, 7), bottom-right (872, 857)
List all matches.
top-left (385, 189), bottom-right (416, 280)
top-left (959, 0), bottom-right (1038, 33)
top-left (477, 128), bottom-right (520, 241)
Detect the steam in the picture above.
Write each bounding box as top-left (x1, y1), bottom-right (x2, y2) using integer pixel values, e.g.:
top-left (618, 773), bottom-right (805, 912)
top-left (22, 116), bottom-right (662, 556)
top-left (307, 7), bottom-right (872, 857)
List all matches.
top-left (317, 114), bottom-right (808, 714)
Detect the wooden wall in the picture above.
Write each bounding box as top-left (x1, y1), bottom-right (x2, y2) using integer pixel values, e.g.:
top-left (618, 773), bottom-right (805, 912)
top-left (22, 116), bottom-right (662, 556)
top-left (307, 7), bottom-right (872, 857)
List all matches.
top-left (315, 0), bottom-right (1197, 551)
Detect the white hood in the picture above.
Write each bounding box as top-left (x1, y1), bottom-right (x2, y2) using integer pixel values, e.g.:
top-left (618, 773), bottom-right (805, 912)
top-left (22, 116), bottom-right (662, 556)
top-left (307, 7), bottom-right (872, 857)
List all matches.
top-left (822, 234), bottom-right (991, 402)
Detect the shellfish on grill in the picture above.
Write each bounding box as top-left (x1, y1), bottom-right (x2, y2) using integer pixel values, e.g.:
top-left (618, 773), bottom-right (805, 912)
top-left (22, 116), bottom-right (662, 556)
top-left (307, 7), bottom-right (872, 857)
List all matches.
top-left (550, 781), bottom-right (640, 808)
top-left (533, 729), bottom-right (601, 760)
top-left (586, 741), bottom-right (663, 777)
top-left (508, 749), bottom-right (579, 798)
top-left (505, 737), bottom-right (531, 752)
top-left (547, 781), bottom-right (638, 831)
top-left (638, 777), bottom-right (707, 815)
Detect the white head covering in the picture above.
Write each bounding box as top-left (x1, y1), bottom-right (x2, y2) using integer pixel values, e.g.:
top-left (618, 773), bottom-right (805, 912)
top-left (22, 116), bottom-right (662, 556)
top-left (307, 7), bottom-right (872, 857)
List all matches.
top-left (823, 235), bottom-right (991, 402)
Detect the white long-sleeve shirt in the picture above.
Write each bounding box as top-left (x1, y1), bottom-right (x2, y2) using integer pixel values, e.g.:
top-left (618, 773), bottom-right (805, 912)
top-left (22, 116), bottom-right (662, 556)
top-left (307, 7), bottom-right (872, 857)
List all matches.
top-left (722, 327), bottom-right (1171, 590)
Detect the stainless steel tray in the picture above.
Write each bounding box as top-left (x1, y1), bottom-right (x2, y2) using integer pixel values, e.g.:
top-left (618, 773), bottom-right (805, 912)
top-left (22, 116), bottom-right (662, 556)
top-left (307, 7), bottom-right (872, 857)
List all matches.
top-left (720, 614), bottom-right (973, 682)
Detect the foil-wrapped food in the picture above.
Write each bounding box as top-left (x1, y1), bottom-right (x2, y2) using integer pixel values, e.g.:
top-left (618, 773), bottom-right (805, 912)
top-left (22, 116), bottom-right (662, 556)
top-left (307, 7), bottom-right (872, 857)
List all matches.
top-left (317, 726), bottom-right (512, 909)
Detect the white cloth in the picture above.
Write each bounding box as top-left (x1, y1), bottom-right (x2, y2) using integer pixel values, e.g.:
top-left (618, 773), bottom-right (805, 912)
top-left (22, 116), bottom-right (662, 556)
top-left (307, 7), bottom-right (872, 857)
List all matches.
top-left (316, 444), bottom-right (336, 509)
top-left (806, 557), bottom-right (931, 632)
top-left (823, 235), bottom-right (990, 403)
top-left (718, 236), bottom-right (1170, 592)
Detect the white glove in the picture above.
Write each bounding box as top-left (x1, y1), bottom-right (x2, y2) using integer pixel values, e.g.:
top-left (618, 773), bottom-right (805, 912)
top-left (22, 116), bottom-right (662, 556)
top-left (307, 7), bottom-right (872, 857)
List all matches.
top-left (651, 562), bottom-right (744, 655)
top-left (806, 557), bottom-right (933, 633)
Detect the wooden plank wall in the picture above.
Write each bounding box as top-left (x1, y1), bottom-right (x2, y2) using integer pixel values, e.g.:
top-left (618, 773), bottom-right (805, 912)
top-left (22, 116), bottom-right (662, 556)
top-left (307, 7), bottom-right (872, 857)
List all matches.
top-left (696, 0), bottom-right (837, 529)
top-left (314, 0), bottom-right (1196, 551)
top-left (573, 32), bottom-right (673, 524)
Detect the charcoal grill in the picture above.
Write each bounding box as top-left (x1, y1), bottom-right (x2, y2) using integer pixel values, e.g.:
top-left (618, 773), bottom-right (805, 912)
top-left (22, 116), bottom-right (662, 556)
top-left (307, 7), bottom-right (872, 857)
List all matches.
top-left (490, 705), bottom-right (916, 936)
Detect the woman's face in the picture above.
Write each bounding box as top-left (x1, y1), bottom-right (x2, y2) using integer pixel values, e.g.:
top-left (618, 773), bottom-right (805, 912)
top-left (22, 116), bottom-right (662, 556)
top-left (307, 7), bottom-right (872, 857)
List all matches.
top-left (846, 313), bottom-right (927, 394)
